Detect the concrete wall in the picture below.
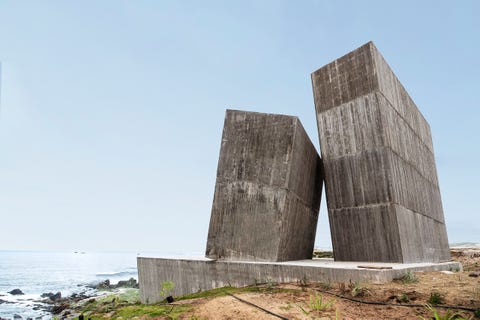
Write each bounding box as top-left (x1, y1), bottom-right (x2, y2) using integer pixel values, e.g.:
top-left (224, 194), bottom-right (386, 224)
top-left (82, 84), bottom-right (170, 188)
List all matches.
top-left (205, 109), bottom-right (323, 262)
top-left (137, 257), bottom-right (461, 303)
top-left (311, 42), bottom-right (450, 263)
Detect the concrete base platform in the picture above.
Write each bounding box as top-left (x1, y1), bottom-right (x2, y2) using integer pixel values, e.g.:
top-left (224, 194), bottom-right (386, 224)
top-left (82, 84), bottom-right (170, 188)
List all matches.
top-left (137, 256), bottom-right (461, 303)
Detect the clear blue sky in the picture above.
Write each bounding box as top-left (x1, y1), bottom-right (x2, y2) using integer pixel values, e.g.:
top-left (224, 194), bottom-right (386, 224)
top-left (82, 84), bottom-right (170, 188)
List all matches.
top-left (0, 1), bottom-right (478, 252)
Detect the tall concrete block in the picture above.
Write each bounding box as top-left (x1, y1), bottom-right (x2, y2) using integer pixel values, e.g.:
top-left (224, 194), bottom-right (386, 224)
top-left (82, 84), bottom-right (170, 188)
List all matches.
top-left (206, 109), bottom-right (323, 262)
top-left (311, 42), bottom-right (450, 263)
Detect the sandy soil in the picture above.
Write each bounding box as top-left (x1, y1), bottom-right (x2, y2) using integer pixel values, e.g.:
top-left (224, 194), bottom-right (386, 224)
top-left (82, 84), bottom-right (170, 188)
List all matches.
top-left (180, 249), bottom-right (480, 320)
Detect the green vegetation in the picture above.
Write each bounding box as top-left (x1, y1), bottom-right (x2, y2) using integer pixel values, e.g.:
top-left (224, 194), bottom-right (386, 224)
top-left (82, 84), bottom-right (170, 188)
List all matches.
top-left (418, 304), bottom-right (473, 320)
top-left (297, 292), bottom-right (335, 315)
top-left (160, 280), bottom-right (175, 298)
top-left (428, 292), bottom-right (445, 305)
top-left (313, 250), bottom-right (334, 258)
top-left (76, 304), bottom-right (191, 320)
top-left (74, 285), bottom-right (301, 319)
top-left (474, 309), bottom-right (480, 318)
top-left (73, 288), bottom-right (191, 320)
top-left (400, 292), bottom-right (409, 303)
top-left (349, 281), bottom-right (370, 297)
top-left (265, 277), bottom-right (278, 290)
top-left (401, 270), bottom-right (419, 284)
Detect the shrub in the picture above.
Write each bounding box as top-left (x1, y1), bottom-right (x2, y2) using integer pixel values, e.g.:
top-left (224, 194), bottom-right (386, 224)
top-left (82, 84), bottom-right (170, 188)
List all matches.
top-left (401, 270), bottom-right (418, 284)
top-left (428, 292), bottom-right (444, 305)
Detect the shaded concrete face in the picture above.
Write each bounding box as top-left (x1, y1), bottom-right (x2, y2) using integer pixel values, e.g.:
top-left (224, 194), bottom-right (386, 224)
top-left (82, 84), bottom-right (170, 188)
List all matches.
top-left (312, 42), bottom-right (450, 263)
top-left (137, 257), bottom-right (461, 303)
top-left (206, 110), bottom-right (323, 262)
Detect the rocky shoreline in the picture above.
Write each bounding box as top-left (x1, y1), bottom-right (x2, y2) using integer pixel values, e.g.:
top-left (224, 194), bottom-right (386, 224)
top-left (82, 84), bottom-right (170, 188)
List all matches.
top-left (0, 278), bottom-right (139, 320)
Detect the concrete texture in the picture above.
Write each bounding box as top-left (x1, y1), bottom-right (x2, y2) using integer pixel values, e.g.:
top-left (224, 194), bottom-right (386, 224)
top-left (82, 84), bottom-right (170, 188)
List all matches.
top-left (311, 42), bottom-right (450, 263)
top-left (137, 256), bottom-right (461, 303)
top-left (205, 109), bottom-right (323, 262)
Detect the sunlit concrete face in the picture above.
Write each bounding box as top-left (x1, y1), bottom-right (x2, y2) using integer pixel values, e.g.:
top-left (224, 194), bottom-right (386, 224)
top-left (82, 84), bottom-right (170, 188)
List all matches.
top-left (205, 109), bottom-right (324, 262)
top-left (311, 42), bottom-right (450, 263)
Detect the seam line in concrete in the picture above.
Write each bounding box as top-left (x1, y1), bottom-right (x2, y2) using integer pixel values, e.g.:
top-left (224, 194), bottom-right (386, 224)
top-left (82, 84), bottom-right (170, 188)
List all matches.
top-left (323, 144), bottom-right (439, 189)
top-left (329, 202), bottom-right (445, 224)
top-left (214, 179), bottom-right (319, 214)
top-left (375, 90), bottom-right (434, 154)
top-left (318, 91), bottom-right (434, 155)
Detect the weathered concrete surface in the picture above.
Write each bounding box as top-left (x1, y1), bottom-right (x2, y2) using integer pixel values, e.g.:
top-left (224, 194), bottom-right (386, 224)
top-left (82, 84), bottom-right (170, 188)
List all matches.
top-left (137, 256), bottom-right (461, 303)
top-left (206, 109), bottom-right (323, 262)
top-left (311, 42), bottom-right (450, 263)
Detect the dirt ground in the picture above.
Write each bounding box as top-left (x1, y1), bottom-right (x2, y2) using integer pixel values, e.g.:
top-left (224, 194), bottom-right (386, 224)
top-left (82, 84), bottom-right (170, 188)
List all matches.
top-left (179, 248), bottom-right (480, 320)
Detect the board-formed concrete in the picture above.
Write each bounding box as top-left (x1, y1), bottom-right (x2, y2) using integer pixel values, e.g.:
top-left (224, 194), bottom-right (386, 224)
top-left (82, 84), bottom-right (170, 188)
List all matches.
top-left (137, 256), bottom-right (461, 303)
top-left (205, 109), bottom-right (323, 262)
top-left (311, 42), bottom-right (450, 263)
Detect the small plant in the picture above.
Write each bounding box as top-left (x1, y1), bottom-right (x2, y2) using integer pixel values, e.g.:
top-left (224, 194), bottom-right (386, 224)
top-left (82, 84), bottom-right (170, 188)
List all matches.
top-left (348, 281), bottom-right (369, 297)
top-left (317, 282), bottom-right (332, 290)
top-left (428, 292), bottom-right (444, 305)
top-left (159, 281), bottom-right (175, 298)
top-left (265, 277), bottom-right (278, 290)
top-left (310, 292), bottom-right (335, 310)
top-left (474, 309), bottom-right (480, 317)
top-left (279, 303), bottom-right (293, 311)
top-left (400, 292), bottom-right (409, 303)
top-left (418, 304), bottom-right (473, 320)
top-left (298, 274), bottom-right (309, 290)
top-left (401, 270), bottom-right (418, 284)
top-left (338, 282), bottom-right (348, 295)
top-left (297, 292), bottom-right (335, 314)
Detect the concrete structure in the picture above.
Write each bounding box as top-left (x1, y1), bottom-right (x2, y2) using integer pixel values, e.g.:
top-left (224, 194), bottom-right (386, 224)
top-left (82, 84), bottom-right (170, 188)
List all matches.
top-left (137, 47), bottom-right (458, 303)
top-left (138, 256), bottom-right (461, 302)
top-left (311, 42), bottom-right (450, 263)
top-left (206, 109), bottom-right (323, 262)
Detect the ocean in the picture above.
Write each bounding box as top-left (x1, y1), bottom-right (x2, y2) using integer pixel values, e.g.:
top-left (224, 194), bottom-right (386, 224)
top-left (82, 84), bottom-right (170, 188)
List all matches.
top-left (0, 250), bottom-right (145, 319)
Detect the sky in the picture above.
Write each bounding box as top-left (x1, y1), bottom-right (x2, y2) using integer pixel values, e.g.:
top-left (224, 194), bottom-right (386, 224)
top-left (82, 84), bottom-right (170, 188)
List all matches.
top-left (0, 1), bottom-right (478, 253)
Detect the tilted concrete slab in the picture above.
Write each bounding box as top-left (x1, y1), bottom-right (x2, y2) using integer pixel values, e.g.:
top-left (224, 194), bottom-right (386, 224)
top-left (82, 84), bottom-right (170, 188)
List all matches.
top-left (311, 42), bottom-right (450, 263)
top-left (205, 109), bottom-right (323, 262)
top-left (137, 256), bottom-right (461, 303)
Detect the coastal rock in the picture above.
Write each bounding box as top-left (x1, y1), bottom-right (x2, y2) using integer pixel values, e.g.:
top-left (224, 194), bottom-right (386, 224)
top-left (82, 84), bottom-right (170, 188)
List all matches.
top-left (51, 303), bottom-right (69, 314)
top-left (41, 291), bottom-right (62, 301)
top-left (8, 289), bottom-right (24, 295)
top-left (13, 314), bottom-right (23, 319)
top-left (95, 279), bottom-right (111, 289)
top-left (115, 277), bottom-right (138, 288)
top-left (68, 292), bottom-right (90, 302)
top-left (0, 299), bottom-right (14, 304)
top-left (90, 278), bottom-right (139, 290)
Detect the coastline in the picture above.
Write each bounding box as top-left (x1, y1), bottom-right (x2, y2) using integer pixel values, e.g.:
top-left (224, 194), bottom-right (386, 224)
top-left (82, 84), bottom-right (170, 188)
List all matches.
top-left (1, 247), bottom-right (478, 319)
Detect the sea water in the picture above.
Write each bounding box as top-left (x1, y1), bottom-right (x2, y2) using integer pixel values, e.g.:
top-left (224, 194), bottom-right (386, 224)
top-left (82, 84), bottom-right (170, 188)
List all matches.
top-left (0, 250), bottom-right (161, 319)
